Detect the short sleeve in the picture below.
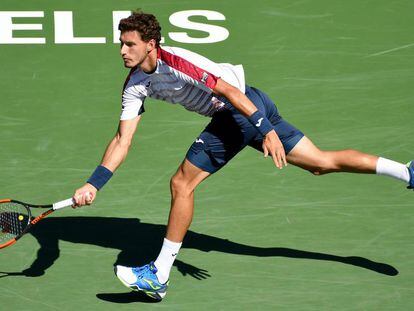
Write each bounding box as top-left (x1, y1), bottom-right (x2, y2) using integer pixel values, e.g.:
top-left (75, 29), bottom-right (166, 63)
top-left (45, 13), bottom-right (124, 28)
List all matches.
top-left (120, 84), bottom-right (146, 120)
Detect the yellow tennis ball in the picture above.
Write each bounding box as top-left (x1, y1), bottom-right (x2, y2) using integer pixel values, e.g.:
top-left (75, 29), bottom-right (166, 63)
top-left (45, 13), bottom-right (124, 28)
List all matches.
top-left (18, 215), bottom-right (24, 221)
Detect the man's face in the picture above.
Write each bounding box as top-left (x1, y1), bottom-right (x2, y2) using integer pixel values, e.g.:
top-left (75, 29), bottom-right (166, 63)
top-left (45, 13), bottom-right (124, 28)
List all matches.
top-left (120, 31), bottom-right (151, 68)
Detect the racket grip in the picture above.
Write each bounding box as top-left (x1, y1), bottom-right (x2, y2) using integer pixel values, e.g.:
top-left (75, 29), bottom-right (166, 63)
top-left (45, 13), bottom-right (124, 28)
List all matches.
top-left (52, 198), bottom-right (74, 210)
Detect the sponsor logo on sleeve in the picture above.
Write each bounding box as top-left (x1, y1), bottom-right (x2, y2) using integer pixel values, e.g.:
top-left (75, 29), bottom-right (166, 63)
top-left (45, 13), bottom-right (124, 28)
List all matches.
top-left (201, 72), bottom-right (209, 83)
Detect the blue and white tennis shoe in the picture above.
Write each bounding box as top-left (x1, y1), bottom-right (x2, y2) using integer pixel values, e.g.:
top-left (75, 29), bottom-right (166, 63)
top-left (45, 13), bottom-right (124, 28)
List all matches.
top-left (407, 161), bottom-right (414, 190)
top-left (115, 262), bottom-right (168, 300)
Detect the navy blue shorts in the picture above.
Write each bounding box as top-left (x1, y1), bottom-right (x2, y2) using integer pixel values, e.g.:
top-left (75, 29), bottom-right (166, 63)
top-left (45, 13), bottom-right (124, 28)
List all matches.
top-left (186, 85), bottom-right (304, 173)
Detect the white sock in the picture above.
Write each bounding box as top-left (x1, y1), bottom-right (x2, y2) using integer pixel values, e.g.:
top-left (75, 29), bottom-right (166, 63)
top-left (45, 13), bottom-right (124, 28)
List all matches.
top-left (376, 157), bottom-right (410, 183)
top-left (154, 238), bottom-right (182, 284)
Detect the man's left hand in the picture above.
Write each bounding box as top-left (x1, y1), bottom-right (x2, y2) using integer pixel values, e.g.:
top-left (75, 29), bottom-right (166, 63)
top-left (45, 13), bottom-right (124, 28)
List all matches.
top-left (262, 130), bottom-right (287, 169)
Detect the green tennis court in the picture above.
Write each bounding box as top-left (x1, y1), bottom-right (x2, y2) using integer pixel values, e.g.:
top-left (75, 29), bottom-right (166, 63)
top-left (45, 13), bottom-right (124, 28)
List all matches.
top-left (1, 0), bottom-right (413, 310)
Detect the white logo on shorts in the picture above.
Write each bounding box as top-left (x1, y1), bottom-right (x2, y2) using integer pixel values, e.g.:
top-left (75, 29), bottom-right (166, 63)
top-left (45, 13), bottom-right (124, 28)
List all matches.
top-left (256, 117), bottom-right (263, 127)
top-left (195, 138), bottom-right (204, 144)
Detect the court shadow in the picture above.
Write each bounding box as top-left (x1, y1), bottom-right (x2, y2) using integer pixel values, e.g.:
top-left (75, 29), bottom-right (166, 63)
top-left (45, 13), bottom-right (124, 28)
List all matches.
top-left (0, 216), bottom-right (398, 284)
top-left (96, 291), bottom-right (159, 304)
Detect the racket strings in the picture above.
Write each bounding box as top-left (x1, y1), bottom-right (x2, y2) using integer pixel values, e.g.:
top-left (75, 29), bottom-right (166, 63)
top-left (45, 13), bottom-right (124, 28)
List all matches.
top-left (0, 202), bottom-right (30, 242)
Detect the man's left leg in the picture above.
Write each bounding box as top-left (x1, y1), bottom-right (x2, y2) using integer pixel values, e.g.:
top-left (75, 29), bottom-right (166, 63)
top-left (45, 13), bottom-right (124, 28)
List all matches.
top-left (245, 85), bottom-right (412, 187)
top-left (286, 136), bottom-right (413, 187)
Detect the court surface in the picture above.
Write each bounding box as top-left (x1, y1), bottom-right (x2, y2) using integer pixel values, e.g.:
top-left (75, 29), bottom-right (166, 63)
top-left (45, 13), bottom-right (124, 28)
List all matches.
top-left (1, 0), bottom-right (413, 310)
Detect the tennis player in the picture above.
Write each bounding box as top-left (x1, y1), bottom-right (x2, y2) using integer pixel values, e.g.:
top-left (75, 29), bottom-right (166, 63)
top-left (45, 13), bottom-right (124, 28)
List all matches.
top-left (73, 11), bottom-right (413, 300)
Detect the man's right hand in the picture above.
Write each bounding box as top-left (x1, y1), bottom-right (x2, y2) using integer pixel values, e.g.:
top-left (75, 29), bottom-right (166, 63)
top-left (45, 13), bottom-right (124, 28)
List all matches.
top-left (72, 183), bottom-right (97, 208)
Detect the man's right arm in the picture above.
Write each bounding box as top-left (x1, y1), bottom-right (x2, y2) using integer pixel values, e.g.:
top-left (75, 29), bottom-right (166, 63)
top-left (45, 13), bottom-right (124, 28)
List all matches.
top-left (72, 115), bottom-right (142, 207)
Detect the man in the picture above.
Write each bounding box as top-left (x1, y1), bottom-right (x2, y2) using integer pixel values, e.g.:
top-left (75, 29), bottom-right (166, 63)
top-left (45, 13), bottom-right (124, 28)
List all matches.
top-left (73, 11), bottom-right (413, 300)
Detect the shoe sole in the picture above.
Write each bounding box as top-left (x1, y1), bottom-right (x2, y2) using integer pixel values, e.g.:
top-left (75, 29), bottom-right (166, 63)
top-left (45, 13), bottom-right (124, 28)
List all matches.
top-left (114, 266), bottom-right (166, 300)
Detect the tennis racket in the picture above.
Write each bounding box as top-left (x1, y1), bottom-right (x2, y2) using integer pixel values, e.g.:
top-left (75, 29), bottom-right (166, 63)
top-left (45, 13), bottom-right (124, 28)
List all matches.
top-left (0, 197), bottom-right (74, 249)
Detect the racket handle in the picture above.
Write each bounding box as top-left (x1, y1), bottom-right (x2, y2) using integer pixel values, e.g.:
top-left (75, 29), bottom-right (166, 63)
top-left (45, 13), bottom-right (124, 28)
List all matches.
top-left (53, 198), bottom-right (74, 210)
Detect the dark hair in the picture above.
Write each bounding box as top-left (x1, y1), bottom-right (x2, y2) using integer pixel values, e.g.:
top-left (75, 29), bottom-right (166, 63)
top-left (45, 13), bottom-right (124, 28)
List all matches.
top-left (118, 11), bottom-right (162, 47)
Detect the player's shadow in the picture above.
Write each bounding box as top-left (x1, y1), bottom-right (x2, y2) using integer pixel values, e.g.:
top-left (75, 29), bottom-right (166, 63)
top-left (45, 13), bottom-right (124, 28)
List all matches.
top-left (0, 216), bottom-right (398, 303)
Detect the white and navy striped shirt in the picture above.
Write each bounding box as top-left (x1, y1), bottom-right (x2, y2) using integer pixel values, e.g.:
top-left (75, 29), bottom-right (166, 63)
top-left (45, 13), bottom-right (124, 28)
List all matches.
top-left (120, 46), bottom-right (245, 120)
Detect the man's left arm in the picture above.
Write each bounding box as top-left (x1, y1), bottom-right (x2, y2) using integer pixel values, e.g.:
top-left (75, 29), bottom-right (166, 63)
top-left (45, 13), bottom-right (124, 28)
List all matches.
top-left (212, 78), bottom-right (287, 169)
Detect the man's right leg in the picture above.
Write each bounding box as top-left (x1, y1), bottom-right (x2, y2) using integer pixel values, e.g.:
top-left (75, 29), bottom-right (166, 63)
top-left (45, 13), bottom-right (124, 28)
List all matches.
top-left (114, 112), bottom-right (247, 300)
top-left (151, 159), bottom-right (210, 285)
top-left (115, 159), bottom-right (211, 300)
top-left (165, 159), bottom-right (211, 243)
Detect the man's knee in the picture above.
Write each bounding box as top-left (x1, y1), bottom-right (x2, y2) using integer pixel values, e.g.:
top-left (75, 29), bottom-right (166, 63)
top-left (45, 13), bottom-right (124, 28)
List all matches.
top-left (170, 171), bottom-right (195, 197)
top-left (308, 152), bottom-right (339, 175)
top-left (309, 167), bottom-right (326, 175)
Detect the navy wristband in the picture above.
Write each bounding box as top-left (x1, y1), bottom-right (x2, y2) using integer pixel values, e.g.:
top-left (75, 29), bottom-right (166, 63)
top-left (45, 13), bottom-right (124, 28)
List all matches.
top-left (87, 165), bottom-right (113, 190)
top-left (247, 111), bottom-right (273, 136)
